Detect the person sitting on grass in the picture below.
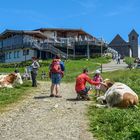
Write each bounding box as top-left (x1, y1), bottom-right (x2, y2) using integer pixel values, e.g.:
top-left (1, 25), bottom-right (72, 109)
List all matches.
top-left (75, 68), bottom-right (101, 101)
top-left (93, 70), bottom-right (103, 97)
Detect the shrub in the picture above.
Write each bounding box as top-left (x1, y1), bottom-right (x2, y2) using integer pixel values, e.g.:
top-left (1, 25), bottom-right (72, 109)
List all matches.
top-left (124, 57), bottom-right (135, 69)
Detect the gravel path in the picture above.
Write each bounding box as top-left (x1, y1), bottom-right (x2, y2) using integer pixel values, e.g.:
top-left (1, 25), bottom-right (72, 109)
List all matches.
top-left (0, 82), bottom-right (95, 140)
top-left (102, 59), bottom-right (127, 72)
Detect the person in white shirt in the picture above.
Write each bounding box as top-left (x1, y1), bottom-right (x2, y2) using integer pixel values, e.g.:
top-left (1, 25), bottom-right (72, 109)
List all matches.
top-left (30, 57), bottom-right (40, 87)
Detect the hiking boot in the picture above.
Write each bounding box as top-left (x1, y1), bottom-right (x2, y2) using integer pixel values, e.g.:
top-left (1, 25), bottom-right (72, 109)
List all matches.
top-left (76, 94), bottom-right (81, 100)
top-left (50, 94), bottom-right (55, 97)
top-left (55, 95), bottom-right (62, 98)
top-left (86, 97), bottom-right (91, 101)
top-left (82, 95), bottom-right (90, 101)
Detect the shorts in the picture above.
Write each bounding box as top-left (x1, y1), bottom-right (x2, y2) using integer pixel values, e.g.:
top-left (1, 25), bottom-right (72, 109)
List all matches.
top-left (51, 73), bottom-right (61, 84)
top-left (77, 86), bottom-right (90, 95)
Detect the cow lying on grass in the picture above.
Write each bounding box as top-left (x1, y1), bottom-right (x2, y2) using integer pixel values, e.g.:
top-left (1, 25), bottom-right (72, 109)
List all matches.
top-left (96, 80), bottom-right (139, 108)
top-left (0, 73), bottom-right (23, 88)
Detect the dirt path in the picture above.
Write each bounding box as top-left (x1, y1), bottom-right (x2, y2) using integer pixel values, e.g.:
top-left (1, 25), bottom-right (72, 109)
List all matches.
top-left (102, 59), bottom-right (127, 72)
top-left (0, 82), bottom-right (95, 140)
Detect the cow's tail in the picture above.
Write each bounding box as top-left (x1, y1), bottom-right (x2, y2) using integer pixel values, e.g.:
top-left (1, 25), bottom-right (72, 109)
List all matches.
top-left (134, 105), bottom-right (139, 109)
top-left (95, 104), bottom-right (108, 108)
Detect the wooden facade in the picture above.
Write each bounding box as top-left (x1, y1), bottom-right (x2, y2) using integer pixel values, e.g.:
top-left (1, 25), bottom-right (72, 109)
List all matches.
top-left (0, 28), bottom-right (107, 63)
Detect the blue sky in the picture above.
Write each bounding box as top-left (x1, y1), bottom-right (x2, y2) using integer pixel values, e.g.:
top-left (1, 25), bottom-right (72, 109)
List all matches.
top-left (0, 0), bottom-right (140, 43)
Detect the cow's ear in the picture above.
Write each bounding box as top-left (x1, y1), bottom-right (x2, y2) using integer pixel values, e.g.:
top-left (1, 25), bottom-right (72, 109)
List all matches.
top-left (101, 82), bottom-right (108, 87)
top-left (13, 73), bottom-right (17, 77)
top-left (107, 82), bottom-right (114, 88)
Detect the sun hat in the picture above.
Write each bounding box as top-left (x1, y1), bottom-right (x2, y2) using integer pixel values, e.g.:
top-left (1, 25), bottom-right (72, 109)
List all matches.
top-left (95, 70), bottom-right (101, 74)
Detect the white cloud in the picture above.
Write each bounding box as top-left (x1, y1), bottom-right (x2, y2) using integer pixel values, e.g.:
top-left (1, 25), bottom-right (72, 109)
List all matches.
top-left (104, 2), bottom-right (136, 17)
top-left (71, 0), bottom-right (97, 9)
top-left (105, 11), bottom-right (121, 17)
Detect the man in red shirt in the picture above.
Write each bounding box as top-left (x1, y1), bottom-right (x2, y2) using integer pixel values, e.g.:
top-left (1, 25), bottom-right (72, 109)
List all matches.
top-left (75, 68), bottom-right (100, 100)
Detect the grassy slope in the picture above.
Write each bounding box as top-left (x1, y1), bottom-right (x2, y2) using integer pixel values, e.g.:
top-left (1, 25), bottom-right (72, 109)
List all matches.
top-left (0, 81), bottom-right (32, 111)
top-left (0, 57), bottom-right (109, 111)
top-left (0, 57), bottom-right (110, 82)
top-left (62, 58), bottom-right (108, 82)
top-left (88, 69), bottom-right (140, 140)
top-left (1, 58), bottom-right (140, 139)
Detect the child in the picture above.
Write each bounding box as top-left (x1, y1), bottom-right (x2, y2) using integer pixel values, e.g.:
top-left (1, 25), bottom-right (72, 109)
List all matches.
top-left (41, 71), bottom-right (47, 80)
top-left (93, 70), bottom-right (103, 97)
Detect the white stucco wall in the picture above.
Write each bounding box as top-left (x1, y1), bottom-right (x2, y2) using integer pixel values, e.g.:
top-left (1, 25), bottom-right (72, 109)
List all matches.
top-left (4, 49), bottom-right (35, 63)
top-left (43, 31), bottom-right (56, 38)
top-left (138, 45), bottom-right (140, 58)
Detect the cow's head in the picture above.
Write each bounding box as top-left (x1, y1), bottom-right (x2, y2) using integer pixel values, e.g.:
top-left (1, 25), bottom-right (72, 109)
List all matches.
top-left (14, 73), bottom-right (23, 85)
top-left (5, 73), bottom-right (17, 83)
top-left (100, 79), bottom-right (114, 92)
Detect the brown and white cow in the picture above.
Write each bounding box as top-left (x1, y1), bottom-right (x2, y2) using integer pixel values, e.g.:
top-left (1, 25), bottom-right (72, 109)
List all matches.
top-left (96, 80), bottom-right (139, 108)
top-left (0, 73), bottom-right (23, 88)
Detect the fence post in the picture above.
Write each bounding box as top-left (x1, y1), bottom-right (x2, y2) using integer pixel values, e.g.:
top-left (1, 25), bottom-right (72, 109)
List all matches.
top-left (101, 63), bottom-right (103, 73)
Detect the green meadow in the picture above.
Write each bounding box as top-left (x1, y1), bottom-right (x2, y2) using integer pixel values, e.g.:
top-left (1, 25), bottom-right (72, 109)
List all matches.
top-left (1, 57), bottom-right (140, 140)
top-left (0, 81), bottom-right (32, 111)
top-left (0, 57), bottom-right (109, 110)
top-left (0, 57), bottom-right (110, 82)
top-left (88, 69), bottom-right (140, 140)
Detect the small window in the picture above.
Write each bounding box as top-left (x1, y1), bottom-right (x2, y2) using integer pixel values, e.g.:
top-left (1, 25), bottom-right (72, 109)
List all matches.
top-left (9, 52), bottom-right (12, 59)
top-left (132, 36), bottom-right (135, 40)
top-left (0, 41), bottom-right (2, 48)
top-left (14, 51), bottom-right (17, 58)
top-left (17, 51), bottom-right (20, 58)
top-left (5, 53), bottom-right (8, 59)
top-left (23, 49), bottom-right (29, 56)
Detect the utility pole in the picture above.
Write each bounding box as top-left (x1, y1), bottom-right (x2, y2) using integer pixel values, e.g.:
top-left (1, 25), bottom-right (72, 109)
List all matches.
top-left (67, 45), bottom-right (68, 59)
top-left (24, 47), bottom-right (27, 63)
top-left (73, 42), bottom-right (75, 58)
top-left (87, 41), bottom-right (90, 59)
top-left (21, 32), bottom-right (26, 63)
top-left (66, 37), bottom-right (71, 59)
top-left (100, 38), bottom-right (103, 73)
top-left (101, 37), bottom-right (103, 57)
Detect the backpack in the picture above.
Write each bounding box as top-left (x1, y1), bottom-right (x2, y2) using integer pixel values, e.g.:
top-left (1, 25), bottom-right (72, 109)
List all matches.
top-left (60, 61), bottom-right (65, 72)
top-left (50, 60), bottom-right (61, 73)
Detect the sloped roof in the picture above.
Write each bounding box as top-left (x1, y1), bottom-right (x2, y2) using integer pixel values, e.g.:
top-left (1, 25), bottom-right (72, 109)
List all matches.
top-left (109, 34), bottom-right (128, 46)
top-left (0, 29), bottom-right (47, 39)
top-left (34, 28), bottom-right (94, 38)
top-left (128, 29), bottom-right (139, 36)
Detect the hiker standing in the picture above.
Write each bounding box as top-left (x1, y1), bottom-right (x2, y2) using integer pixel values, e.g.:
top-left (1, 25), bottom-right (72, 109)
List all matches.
top-left (49, 55), bottom-right (65, 97)
top-left (112, 54), bottom-right (116, 61)
top-left (30, 57), bottom-right (40, 87)
top-left (75, 68), bottom-right (100, 100)
top-left (117, 54), bottom-right (121, 64)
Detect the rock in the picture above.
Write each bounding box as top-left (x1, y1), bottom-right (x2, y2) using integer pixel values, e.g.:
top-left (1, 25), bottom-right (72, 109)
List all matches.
top-left (54, 104), bottom-right (59, 108)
